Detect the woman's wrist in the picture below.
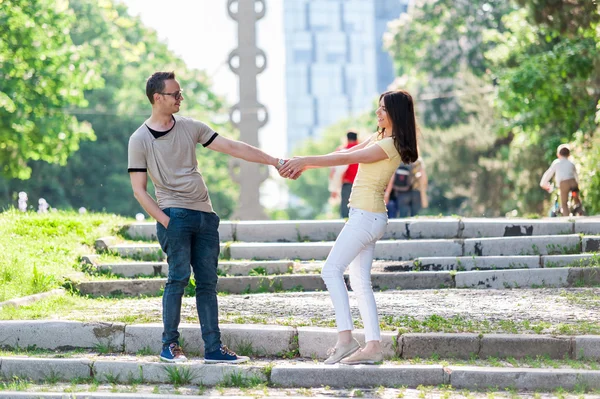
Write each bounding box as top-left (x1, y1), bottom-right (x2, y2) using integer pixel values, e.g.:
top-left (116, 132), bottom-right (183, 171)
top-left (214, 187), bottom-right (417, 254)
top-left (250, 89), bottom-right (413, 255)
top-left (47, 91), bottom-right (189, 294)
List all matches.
top-left (275, 158), bottom-right (286, 169)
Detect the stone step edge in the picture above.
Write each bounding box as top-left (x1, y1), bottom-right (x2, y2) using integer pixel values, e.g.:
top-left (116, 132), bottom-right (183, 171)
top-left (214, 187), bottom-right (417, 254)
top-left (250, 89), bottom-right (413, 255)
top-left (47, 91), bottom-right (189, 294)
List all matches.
top-left (0, 289), bottom-right (65, 310)
top-left (98, 233), bottom-right (597, 247)
top-left (124, 218), bottom-right (600, 242)
top-left (82, 256), bottom-right (319, 276)
top-left (1, 357), bottom-right (599, 391)
top-left (96, 234), bottom-right (599, 262)
top-left (2, 321), bottom-right (600, 361)
top-left (71, 266), bottom-right (600, 295)
top-left (82, 254), bottom-right (599, 276)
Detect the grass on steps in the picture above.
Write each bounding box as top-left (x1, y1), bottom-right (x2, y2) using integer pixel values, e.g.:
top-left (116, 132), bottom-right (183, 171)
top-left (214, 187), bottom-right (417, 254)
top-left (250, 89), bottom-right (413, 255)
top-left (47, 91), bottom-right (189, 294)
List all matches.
top-left (0, 210), bottom-right (131, 302)
top-left (3, 293), bottom-right (600, 336)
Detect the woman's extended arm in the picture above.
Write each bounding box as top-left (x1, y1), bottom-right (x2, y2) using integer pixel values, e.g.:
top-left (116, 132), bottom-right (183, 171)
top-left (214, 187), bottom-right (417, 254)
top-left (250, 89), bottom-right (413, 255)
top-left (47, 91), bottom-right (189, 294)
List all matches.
top-left (280, 143), bottom-right (389, 179)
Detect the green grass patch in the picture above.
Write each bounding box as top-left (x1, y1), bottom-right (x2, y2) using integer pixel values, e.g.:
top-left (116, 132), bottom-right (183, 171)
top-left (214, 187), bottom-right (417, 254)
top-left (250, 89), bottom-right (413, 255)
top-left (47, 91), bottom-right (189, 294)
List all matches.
top-left (0, 209), bottom-right (130, 302)
top-left (0, 293), bottom-right (157, 322)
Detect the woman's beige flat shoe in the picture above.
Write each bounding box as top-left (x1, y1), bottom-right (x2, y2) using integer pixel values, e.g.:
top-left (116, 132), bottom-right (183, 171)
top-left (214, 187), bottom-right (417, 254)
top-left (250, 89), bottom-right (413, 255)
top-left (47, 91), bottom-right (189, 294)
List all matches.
top-left (324, 338), bottom-right (360, 365)
top-left (340, 349), bottom-right (383, 365)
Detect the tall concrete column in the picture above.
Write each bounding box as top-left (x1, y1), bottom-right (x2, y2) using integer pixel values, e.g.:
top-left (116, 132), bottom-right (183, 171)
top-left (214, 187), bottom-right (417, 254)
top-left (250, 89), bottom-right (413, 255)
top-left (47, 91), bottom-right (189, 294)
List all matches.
top-left (227, 0), bottom-right (269, 220)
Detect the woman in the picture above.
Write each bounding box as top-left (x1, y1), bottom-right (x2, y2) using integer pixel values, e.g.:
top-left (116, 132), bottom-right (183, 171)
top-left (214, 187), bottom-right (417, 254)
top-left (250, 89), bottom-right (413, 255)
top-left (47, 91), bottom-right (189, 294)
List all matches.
top-left (279, 90), bottom-right (419, 364)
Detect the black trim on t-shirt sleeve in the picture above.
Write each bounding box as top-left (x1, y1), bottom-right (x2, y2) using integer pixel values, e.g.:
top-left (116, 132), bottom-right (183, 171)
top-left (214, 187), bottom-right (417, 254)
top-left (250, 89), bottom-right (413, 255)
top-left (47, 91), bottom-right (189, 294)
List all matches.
top-left (202, 132), bottom-right (219, 147)
top-left (128, 168), bottom-right (147, 173)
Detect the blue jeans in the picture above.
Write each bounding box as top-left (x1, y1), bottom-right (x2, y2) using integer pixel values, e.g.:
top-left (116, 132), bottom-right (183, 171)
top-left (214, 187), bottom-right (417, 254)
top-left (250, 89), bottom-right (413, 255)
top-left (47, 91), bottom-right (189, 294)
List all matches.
top-left (340, 183), bottom-right (353, 218)
top-left (156, 208), bottom-right (222, 353)
top-left (393, 190), bottom-right (422, 218)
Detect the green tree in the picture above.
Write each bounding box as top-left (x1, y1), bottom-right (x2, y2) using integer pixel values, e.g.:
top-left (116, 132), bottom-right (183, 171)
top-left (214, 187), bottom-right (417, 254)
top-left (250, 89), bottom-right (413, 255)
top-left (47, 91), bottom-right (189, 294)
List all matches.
top-left (386, 0), bottom-right (600, 215)
top-left (485, 9), bottom-right (600, 213)
top-left (0, 0), bottom-right (237, 217)
top-left (0, 0), bottom-right (102, 179)
top-left (575, 110), bottom-right (600, 215)
top-left (385, 0), bottom-right (516, 128)
top-left (514, 0), bottom-right (599, 35)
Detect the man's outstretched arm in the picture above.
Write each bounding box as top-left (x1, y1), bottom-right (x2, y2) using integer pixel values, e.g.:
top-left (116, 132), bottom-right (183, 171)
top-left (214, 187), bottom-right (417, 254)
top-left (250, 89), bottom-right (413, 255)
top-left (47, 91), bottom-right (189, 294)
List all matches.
top-left (206, 135), bottom-right (280, 167)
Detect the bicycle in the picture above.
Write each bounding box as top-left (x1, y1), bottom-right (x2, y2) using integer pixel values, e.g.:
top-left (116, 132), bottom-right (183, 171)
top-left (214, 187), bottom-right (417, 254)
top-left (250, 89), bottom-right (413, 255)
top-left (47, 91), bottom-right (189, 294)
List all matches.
top-left (546, 185), bottom-right (585, 217)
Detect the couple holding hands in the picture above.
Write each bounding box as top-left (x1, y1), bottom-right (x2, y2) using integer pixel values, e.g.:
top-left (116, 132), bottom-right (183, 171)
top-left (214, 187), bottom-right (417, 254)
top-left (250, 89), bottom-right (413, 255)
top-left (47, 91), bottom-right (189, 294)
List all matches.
top-left (128, 71), bottom-right (418, 364)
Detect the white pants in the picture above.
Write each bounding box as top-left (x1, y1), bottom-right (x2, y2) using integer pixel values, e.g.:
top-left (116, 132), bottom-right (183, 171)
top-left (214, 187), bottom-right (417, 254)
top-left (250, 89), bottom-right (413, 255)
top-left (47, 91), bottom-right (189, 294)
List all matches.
top-left (321, 207), bottom-right (388, 342)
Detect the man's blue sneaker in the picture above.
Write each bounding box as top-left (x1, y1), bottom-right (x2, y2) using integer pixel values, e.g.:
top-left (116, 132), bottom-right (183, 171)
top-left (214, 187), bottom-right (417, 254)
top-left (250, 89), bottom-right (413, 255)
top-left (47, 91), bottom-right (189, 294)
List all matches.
top-left (204, 344), bottom-right (249, 364)
top-left (160, 343), bottom-right (187, 363)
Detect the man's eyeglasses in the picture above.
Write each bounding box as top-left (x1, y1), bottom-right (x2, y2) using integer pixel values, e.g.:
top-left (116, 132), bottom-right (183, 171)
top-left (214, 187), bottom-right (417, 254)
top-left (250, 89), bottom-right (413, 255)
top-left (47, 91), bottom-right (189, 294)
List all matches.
top-left (159, 90), bottom-right (183, 100)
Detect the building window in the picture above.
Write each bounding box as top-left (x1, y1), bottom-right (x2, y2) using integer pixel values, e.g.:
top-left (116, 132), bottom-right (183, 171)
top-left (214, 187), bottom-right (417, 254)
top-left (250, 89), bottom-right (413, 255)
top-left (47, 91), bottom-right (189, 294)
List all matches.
top-left (294, 49), bottom-right (313, 63)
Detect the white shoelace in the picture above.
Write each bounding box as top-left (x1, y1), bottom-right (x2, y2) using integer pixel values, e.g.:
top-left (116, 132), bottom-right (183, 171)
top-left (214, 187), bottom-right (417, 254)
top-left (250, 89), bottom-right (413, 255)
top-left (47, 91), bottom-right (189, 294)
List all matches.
top-left (220, 345), bottom-right (236, 356)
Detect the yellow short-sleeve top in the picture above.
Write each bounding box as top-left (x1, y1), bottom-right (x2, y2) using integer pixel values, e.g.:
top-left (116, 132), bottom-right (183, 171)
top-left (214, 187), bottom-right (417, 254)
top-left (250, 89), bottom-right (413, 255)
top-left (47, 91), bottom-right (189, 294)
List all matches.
top-left (348, 133), bottom-right (401, 213)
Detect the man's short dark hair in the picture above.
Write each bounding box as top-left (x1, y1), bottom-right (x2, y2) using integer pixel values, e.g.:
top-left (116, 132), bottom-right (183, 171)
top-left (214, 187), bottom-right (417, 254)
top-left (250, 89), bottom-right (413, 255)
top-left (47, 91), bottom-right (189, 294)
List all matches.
top-left (558, 144), bottom-right (570, 157)
top-left (146, 71), bottom-right (176, 104)
top-left (347, 131), bottom-right (358, 141)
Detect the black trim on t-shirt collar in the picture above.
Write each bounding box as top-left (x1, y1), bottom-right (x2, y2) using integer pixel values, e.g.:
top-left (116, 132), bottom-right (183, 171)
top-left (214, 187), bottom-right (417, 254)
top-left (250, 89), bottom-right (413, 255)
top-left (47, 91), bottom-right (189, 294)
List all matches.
top-left (202, 132), bottom-right (219, 147)
top-left (146, 115), bottom-right (176, 139)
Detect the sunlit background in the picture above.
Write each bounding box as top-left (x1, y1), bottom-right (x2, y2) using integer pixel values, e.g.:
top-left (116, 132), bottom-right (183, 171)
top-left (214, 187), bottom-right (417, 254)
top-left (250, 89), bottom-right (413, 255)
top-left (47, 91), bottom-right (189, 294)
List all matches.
top-left (1, 0), bottom-right (598, 220)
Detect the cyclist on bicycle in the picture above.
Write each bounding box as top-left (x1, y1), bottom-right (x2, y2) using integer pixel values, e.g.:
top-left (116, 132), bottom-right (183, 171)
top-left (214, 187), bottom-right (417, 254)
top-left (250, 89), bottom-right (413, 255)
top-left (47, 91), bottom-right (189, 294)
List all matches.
top-left (539, 144), bottom-right (582, 216)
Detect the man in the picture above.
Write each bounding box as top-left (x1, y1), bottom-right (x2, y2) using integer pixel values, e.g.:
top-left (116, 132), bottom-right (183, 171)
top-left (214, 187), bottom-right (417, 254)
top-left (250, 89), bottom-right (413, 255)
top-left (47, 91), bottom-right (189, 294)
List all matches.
top-left (128, 71), bottom-right (286, 363)
top-left (330, 131), bottom-right (359, 218)
top-left (540, 144), bottom-right (581, 216)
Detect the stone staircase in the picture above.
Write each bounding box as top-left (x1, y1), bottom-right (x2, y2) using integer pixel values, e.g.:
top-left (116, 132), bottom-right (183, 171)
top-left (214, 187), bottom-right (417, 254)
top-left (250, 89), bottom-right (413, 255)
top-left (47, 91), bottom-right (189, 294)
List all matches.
top-left (2, 217), bottom-right (600, 396)
top-left (74, 217), bottom-right (600, 296)
top-left (2, 320), bottom-right (600, 392)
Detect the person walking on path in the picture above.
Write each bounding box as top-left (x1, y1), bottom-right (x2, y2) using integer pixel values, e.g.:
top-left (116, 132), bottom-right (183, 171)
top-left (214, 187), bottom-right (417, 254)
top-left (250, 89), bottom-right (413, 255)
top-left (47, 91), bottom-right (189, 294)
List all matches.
top-left (128, 71), bottom-right (286, 364)
top-left (279, 90), bottom-right (419, 364)
top-left (540, 144), bottom-right (581, 216)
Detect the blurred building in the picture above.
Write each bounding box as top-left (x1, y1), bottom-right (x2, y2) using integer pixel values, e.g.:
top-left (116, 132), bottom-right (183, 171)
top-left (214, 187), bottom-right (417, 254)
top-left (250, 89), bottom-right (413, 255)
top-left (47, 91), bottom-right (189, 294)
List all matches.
top-left (284, 0), bottom-right (409, 152)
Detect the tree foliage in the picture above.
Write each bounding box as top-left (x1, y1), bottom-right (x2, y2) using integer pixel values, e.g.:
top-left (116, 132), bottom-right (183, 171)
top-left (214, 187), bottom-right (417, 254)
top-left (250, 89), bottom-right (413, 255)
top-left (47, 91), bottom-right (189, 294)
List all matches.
top-left (0, 0), bottom-right (102, 179)
top-left (0, 0), bottom-right (237, 217)
top-left (385, 0), bottom-right (600, 216)
top-left (384, 0), bottom-right (516, 128)
top-left (514, 0), bottom-right (600, 35)
top-left (485, 8), bottom-right (600, 213)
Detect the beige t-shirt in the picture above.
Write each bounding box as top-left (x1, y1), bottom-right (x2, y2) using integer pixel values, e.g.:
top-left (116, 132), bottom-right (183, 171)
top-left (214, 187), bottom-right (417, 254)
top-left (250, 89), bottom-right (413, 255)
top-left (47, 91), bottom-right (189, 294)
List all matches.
top-left (128, 115), bottom-right (218, 213)
top-left (348, 133), bottom-right (401, 213)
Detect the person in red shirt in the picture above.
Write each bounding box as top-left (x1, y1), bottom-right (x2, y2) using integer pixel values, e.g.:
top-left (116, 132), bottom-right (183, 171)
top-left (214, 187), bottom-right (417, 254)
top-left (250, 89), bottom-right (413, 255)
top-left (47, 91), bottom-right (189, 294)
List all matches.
top-left (337, 132), bottom-right (359, 217)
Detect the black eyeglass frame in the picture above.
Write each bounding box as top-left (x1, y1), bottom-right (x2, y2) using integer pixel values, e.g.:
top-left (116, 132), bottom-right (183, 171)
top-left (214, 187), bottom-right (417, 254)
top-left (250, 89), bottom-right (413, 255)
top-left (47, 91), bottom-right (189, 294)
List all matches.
top-left (158, 90), bottom-right (183, 100)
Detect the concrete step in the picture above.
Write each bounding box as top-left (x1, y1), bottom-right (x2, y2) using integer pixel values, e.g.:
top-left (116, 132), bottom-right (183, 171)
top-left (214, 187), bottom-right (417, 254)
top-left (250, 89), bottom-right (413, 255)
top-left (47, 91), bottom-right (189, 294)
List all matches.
top-left (2, 356), bottom-right (600, 391)
top-left (124, 217), bottom-right (600, 242)
top-left (1, 321), bottom-right (598, 361)
top-left (88, 260), bottom-right (299, 278)
top-left (271, 364), bottom-right (600, 391)
top-left (407, 253), bottom-right (598, 271)
top-left (72, 266), bottom-right (600, 296)
top-left (100, 234), bottom-right (598, 262)
top-left (73, 271), bottom-right (454, 296)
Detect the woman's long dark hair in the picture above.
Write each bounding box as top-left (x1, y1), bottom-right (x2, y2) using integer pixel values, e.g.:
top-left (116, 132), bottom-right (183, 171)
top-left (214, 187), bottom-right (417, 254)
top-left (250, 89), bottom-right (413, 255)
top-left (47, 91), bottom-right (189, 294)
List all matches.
top-left (377, 90), bottom-right (418, 164)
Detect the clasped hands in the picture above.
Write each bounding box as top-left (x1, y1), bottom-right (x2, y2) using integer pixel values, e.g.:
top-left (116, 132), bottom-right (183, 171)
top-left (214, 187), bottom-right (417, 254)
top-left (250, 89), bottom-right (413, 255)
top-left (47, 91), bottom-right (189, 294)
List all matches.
top-left (277, 157), bottom-right (308, 180)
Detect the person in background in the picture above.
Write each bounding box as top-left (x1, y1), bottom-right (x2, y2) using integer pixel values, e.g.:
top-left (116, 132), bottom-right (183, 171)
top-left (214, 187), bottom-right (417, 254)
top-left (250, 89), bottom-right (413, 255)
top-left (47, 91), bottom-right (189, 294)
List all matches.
top-left (385, 157), bottom-right (428, 218)
top-left (540, 144), bottom-right (581, 216)
top-left (332, 131), bottom-right (360, 218)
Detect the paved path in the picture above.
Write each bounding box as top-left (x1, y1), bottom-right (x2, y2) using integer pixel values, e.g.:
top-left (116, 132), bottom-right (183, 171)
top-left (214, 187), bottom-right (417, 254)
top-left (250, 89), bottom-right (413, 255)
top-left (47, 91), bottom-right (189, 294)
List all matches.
top-left (4, 385), bottom-right (600, 398)
top-left (60, 287), bottom-right (600, 332)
